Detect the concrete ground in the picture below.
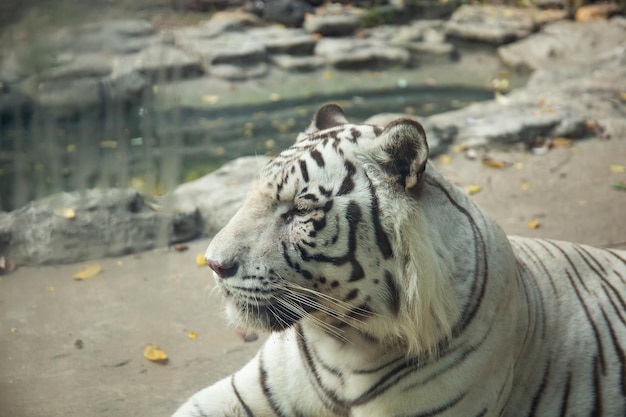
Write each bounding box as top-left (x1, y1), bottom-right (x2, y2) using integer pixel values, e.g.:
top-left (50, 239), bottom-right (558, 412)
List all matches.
top-left (1, 134), bottom-right (625, 417)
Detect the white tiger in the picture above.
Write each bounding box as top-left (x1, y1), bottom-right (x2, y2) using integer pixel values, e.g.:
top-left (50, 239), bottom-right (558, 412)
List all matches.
top-left (173, 104), bottom-right (626, 417)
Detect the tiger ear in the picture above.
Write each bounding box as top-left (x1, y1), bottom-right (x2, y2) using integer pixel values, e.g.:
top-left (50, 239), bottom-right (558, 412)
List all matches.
top-left (375, 118), bottom-right (429, 192)
top-left (304, 104), bottom-right (349, 136)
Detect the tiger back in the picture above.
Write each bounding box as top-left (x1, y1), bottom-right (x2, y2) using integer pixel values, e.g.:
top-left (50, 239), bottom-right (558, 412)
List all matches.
top-left (173, 104), bottom-right (626, 417)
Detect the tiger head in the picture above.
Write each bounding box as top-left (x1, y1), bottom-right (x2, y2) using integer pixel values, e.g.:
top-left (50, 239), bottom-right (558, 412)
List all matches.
top-left (205, 104), bottom-right (459, 356)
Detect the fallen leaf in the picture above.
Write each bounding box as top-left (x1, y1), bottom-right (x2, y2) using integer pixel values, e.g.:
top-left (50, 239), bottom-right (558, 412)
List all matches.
top-left (620, 92), bottom-right (626, 101)
top-left (53, 207), bottom-right (76, 219)
top-left (465, 185), bottom-right (482, 195)
top-left (187, 332), bottom-right (197, 340)
top-left (269, 93), bottom-right (282, 102)
top-left (47, 286), bottom-right (55, 292)
top-left (578, 200), bottom-right (588, 207)
top-left (196, 253), bottom-right (207, 267)
top-left (521, 182), bottom-right (531, 191)
top-left (143, 345), bottom-right (168, 363)
top-left (527, 218), bottom-right (540, 230)
top-left (514, 162), bottom-right (524, 170)
top-left (609, 164), bottom-right (626, 173)
top-left (73, 263), bottom-right (102, 280)
top-left (551, 137), bottom-right (572, 148)
top-left (481, 157), bottom-right (507, 169)
top-left (439, 154), bottom-right (451, 164)
top-left (174, 243), bottom-right (189, 252)
top-left (452, 144), bottom-right (467, 153)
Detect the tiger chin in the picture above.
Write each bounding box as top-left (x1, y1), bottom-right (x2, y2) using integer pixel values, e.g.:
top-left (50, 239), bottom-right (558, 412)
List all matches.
top-left (174, 104), bottom-right (626, 417)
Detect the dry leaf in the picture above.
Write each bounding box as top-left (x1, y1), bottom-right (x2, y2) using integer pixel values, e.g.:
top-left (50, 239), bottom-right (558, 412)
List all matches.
top-left (452, 144), bottom-right (467, 153)
top-left (620, 92), bottom-right (626, 101)
top-left (439, 155), bottom-right (451, 164)
top-left (143, 345), bottom-right (168, 363)
top-left (521, 182), bottom-right (531, 191)
top-left (73, 263), bottom-right (102, 280)
top-left (174, 243), bottom-right (189, 252)
top-left (465, 185), bottom-right (482, 195)
top-left (551, 137), bottom-right (572, 148)
top-left (609, 164), bottom-right (626, 173)
top-left (527, 218), bottom-right (540, 230)
top-left (187, 332), bottom-right (197, 340)
top-left (481, 157), bottom-right (507, 169)
top-left (196, 254), bottom-right (207, 267)
top-left (53, 207), bottom-right (76, 219)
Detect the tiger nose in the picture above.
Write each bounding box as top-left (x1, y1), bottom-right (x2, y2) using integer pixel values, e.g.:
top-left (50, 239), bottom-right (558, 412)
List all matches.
top-left (206, 258), bottom-right (239, 279)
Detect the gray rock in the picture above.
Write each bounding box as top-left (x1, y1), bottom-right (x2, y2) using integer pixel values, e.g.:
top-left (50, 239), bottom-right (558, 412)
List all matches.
top-left (404, 42), bottom-right (458, 64)
top-left (55, 20), bottom-right (163, 54)
top-left (498, 19), bottom-right (626, 71)
top-left (270, 54), bottom-right (325, 72)
top-left (0, 188), bottom-right (202, 265)
top-left (40, 53), bottom-right (113, 82)
top-left (445, 5), bottom-right (536, 45)
top-left (315, 38), bottom-right (410, 69)
top-left (251, 27), bottom-right (317, 55)
top-left (169, 156), bottom-right (270, 236)
top-left (304, 14), bottom-right (361, 37)
top-left (209, 63), bottom-right (269, 80)
top-left (389, 20), bottom-right (446, 44)
top-left (130, 45), bottom-right (205, 82)
top-left (426, 100), bottom-right (586, 147)
top-left (169, 17), bottom-right (244, 41)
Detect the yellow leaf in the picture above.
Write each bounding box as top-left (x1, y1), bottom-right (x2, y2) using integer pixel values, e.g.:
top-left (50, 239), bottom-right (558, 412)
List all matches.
top-left (439, 154), bottom-right (451, 164)
top-left (551, 137), bottom-right (572, 148)
top-left (73, 263), bottom-right (102, 280)
top-left (269, 93), bottom-right (282, 102)
top-left (465, 185), bottom-right (482, 195)
top-left (521, 182), bottom-right (531, 191)
top-left (481, 157), bottom-right (507, 169)
top-left (514, 162), bottom-right (524, 170)
top-left (609, 164), bottom-right (626, 173)
top-left (620, 92), bottom-right (626, 101)
top-left (143, 345), bottom-right (168, 363)
top-left (452, 144), bottom-right (467, 153)
top-left (53, 207), bottom-right (76, 219)
top-left (196, 253), bottom-right (207, 267)
top-left (322, 70), bottom-right (333, 80)
top-left (46, 286), bottom-right (55, 293)
top-left (527, 218), bottom-right (540, 230)
top-left (187, 331), bottom-right (197, 340)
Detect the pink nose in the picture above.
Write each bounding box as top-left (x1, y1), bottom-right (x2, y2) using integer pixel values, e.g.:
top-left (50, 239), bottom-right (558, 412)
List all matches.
top-left (206, 259), bottom-right (239, 279)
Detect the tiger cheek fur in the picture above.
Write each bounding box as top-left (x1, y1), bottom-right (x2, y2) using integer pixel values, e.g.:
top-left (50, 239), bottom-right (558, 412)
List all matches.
top-left (205, 139), bottom-right (398, 334)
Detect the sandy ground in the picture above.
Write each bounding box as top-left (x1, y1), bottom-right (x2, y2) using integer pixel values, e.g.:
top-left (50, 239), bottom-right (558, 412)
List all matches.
top-left (1, 134), bottom-right (625, 417)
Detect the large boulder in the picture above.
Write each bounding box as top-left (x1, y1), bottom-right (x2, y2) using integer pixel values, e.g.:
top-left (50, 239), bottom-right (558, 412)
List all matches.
top-left (0, 189), bottom-right (202, 266)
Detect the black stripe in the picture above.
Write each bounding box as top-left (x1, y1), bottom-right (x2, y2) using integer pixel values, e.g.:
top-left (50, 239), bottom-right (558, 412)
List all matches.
top-left (299, 160), bottom-right (309, 183)
top-left (191, 398), bottom-right (210, 417)
top-left (337, 161), bottom-right (356, 196)
top-left (599, 307), bottom-right (626, 397)
top-left (369, 181), bottom-right (393, 259)
top-left (404, 391), bottom-right (466, 417)
top-left (527, 361), bottom-right (550, 416)
top-left (310, 149), bottom-right (325, 167)
top-left (592, 356), bottom-right (603, 415)
top-left (259, 350), bottom-right (289, 417)
top-left (557, 372), bottom-right (572, 417)
top-left (231, 374), bottom-right (255, 417)
top-left (384, 271), bottom-right (401, 316)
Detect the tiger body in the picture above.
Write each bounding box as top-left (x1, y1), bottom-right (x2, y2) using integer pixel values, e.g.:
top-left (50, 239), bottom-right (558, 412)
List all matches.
top-left (174, 105), bottom-right (626, 417)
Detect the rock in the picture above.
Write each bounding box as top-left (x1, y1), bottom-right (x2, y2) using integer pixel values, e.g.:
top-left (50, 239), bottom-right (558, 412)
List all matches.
top-left (262, 0), bottom-right (313, 27)
top-left (130, 45), bottom-right (205, 82)
top-left (209, 63), bottom-right (269, 80)
top-left (172, 0), bottom-right (244, 12)
top-left (251, 27), bottom-right (317, 55)
top-left (315, 38), bottom-right (410, 69)
top-left (404, 42), bottom-right (458, 64)
top-left (0, 189), bottom-right (202, 265)
top-left (270, 54), bottom-right (325, 72)
top-left (445, 5), bottom-right (536, 45)
top-left (55, 20), bottom-right (163, 54)
top-left (169, 18), bottom-right (244, 40)
top-left (169, 156), bottom-right (270, 236)
top-left (498, 19), bottom-right (626, 71)
top-left (39, 53), bottom-right (113, 82)
top-left (426, 100), bottom-right (587, 148)
top-left (304, 13), bottom-right (361, 37)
